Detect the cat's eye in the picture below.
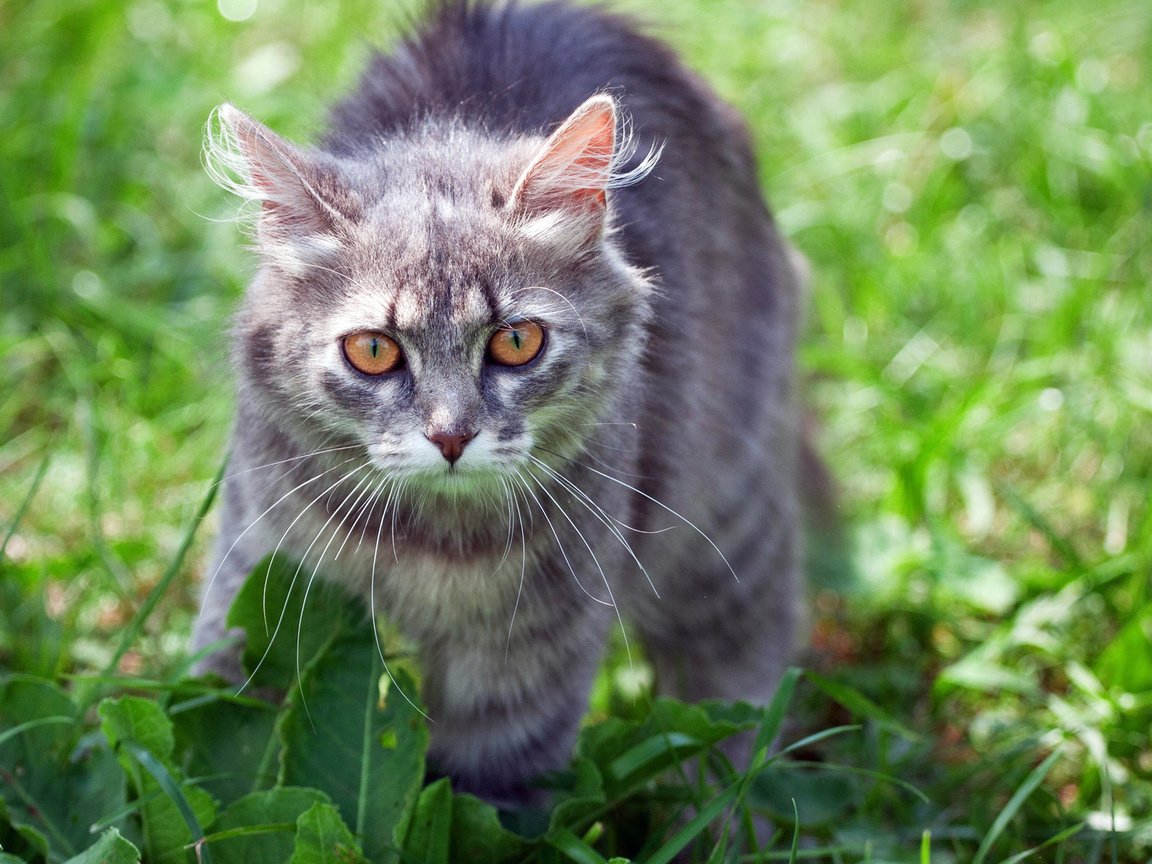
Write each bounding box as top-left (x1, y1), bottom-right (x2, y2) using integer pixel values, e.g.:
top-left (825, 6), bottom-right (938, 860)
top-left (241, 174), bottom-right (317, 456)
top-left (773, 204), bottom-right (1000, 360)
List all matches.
top-left (488, 321), bottom-right (545, 367)
top-left (342, 331), bottom-right (403, 375)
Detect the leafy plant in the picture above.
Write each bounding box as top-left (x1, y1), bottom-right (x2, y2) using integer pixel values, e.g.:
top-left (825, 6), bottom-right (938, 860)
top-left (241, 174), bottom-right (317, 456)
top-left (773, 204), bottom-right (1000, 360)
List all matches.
top-left (0, 560), bottom-right (819, 863)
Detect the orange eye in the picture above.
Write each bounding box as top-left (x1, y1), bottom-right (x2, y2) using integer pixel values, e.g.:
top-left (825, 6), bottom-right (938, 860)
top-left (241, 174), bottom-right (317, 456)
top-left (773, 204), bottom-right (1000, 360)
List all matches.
top-left (488, 321), bottom-right (545, 366)
top-left (342, 331), bottom-right (403, 375)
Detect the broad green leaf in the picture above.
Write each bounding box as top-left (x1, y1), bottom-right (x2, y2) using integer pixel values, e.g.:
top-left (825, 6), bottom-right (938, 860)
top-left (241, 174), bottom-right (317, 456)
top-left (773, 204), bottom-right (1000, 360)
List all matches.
top-left (747, 766), bottom-right (855, 827)
top-left (170, 692), bottom-right (279, 806)
top-left (0, 676), bottom-right (126, 863)
top-left (227, 555), bottom-right (358, 693)
top-left (60, 828), bottom-right (140, 864)
top-left (209, 787), bottom-right (330, 864)
top-left (100, 696), bottom-right (175, 760)
top-left (546, 757), bottom-right (605, 834)
top-left (401, 777), bottom-right (453, 864)
top-left (279, 633), bottom-right (426, 863)
top-left (99, 697), bottom-right (217, 864)
top-left (290, 803), bottom-right (368, 864)
top-left (449, 794), bottom-right (532, 864)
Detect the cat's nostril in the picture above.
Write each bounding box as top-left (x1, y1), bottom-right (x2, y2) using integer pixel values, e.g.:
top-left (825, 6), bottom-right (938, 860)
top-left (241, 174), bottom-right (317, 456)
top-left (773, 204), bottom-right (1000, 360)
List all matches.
top-left (426, 431), bottom-right (476, 465)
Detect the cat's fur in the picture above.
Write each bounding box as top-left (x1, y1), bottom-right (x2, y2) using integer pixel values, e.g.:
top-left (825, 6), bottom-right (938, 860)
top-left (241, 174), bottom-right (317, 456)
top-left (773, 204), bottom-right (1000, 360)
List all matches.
top-left (194, 0), bottom-right (806, 806)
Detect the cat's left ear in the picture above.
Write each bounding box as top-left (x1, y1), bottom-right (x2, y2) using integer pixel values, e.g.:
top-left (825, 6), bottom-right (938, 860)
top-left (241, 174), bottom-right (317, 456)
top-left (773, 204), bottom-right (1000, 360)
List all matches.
top-left (509, 94), bottom-right (619, 243)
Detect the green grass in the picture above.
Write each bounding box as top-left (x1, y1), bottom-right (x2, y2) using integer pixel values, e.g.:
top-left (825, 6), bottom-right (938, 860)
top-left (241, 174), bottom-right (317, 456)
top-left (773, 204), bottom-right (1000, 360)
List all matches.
top-left (2, 0), bottom-right (1151, 860)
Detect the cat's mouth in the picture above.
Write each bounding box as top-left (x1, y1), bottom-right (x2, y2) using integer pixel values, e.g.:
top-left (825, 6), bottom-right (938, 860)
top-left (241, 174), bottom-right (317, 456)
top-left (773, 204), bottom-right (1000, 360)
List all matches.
top-left (402, 462), bottom-right (511, 497)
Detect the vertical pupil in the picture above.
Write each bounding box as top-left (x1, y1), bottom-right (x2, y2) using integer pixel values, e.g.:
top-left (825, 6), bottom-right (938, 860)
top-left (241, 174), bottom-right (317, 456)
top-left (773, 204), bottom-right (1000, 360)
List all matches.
top-left (369, 337), bottom-right (379, 358)
top-left (510, 330), bottom-right (522, 351)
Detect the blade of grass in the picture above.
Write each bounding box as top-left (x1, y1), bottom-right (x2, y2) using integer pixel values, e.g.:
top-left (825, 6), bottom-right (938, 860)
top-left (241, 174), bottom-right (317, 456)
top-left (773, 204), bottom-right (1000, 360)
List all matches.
top-left (998, 822), bottom-right (1085, 864)
top-left (994, 481), bottom-right (1084, 569)
top-left (0, 448), bottom-right (51, 560)
top-left (972, 747), bottom-right (1064, 864)
top-left (122, 741), bottom-right (213, 864)
top-left (770, 725), bottom-right (862, 761)
top-left (805, 671), bottom-right (920, 740)
top-left (0, 716), bottom-right (75, 747)
top-left (789, 798), bottom-right (800, 864)
top-left (546, 828), bottom-right (609, 864)
top-left (771, 760), bottom-right (931, 805)
top-left (751, 666), bottom-right (802, 763)
top-left (94, 459), bottom-right (224, 688)
top-left (645, 782), bottom-right (740, 864)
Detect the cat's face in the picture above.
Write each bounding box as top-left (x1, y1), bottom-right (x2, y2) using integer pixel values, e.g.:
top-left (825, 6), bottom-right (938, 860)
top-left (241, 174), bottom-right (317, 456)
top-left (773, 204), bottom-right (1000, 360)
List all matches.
top-left (213, 97), bottom-right (653, 498)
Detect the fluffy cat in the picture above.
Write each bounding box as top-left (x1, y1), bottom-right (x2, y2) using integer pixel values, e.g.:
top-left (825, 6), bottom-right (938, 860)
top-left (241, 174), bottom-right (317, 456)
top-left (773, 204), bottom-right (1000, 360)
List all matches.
top-left (194, 0), bottom-right (807, 806)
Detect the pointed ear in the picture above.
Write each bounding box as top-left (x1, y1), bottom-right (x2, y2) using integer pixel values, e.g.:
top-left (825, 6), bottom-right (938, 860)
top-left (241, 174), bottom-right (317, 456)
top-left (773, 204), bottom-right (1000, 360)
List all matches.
top-left (205, 103), bottom-right (353, 242)
top-left (509, 94), bottom-right (618, 236)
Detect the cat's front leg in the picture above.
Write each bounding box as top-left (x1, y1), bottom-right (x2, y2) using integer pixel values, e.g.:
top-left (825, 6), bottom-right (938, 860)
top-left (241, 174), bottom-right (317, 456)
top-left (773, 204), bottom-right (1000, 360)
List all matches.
top-left (417, 592), bottom-right (612, 808)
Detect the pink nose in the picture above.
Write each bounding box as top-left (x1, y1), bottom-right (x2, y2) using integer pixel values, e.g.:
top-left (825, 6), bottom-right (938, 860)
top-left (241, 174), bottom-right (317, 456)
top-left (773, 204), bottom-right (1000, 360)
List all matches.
top-left (426, 431), bottom-right (475, 464)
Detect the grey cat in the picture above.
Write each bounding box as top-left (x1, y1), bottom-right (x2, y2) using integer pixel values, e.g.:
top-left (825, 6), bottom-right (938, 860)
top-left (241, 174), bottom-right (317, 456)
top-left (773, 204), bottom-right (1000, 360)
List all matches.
top-left (194, 0), bottom-right (808, 806)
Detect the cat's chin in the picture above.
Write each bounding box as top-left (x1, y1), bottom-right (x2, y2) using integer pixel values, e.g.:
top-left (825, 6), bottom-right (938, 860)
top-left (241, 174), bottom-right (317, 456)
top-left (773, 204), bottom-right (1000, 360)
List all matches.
top-left (399, 464), bottom-right (517, 502)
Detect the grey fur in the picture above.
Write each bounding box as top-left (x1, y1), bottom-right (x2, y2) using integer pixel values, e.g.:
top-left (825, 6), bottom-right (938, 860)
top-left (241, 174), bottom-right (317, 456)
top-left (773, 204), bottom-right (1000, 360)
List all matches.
top-left (195, 0), bottom-right (805, 806)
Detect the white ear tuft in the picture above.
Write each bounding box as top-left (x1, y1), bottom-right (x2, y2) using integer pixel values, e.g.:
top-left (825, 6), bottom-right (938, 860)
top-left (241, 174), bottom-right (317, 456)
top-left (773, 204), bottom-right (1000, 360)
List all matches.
top-left (203, 103), bottom-right (350, 244)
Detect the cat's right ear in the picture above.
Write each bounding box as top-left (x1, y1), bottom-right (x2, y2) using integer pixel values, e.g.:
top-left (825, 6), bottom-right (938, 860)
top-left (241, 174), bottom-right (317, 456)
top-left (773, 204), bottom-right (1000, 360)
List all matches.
top-left (205, 104), bottom-right (354, 246)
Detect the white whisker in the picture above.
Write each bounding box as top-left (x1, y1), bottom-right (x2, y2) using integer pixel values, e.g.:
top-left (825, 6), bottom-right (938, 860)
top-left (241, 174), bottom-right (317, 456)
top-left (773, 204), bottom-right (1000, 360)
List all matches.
top-left (238, 459), bottom-right (372, 695)
top-left (542, 448), bottom-right (739, 583)
top-left (524, 465), bottom-right (632, 670)
top-left (527, 454), bottom-right (659, 598)
top-left (513, 469), bottom-right (611, 606)
top-left (370, 479), bottom-right (432, 722)
top-left (202, 454), bottom-right (362, 618)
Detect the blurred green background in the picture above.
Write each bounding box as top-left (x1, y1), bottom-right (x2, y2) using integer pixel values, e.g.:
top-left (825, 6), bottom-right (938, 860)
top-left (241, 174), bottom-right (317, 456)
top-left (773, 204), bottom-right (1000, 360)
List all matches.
top-left (2, 0), bottom-right (1150, 856)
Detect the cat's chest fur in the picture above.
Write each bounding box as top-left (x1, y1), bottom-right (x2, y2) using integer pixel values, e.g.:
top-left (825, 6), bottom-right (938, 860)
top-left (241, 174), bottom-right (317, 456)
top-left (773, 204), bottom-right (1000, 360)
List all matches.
top-left (245, 472), bottom-right (537, 635)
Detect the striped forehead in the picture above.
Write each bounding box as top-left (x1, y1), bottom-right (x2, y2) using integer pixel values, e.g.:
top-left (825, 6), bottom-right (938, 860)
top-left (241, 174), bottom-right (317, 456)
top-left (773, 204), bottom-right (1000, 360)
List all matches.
top-left (324, 270), bottom-right (496, 336)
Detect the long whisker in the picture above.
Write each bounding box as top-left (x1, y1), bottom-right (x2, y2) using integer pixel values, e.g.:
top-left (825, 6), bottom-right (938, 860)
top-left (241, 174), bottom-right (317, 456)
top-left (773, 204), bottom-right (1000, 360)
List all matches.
top-left (504, 285), bottom-right (589, 343)
top-left (504, 477), bottom-right (530, 663)
top-left (390, 478), bottom-right (409, 563)
top-left (349, 474), bottom-right (392, 557)
top-left (513, 469), bottom-right (611, 607)
top-left (333, 471), bottom-right (390, 561)
top-left (292, 467), bottom-right (381, 723)
top-left (238, 460), bottom-right (372, 694)
top-left (213, 442), bottom-right (362, 490)
top-left (259, 460), bottom-right (371, 631)
top-left (201, 454), bottom-right (363, 616)
top-left (540, 447), bottom-right (739, 583)
top-left (527, 454), bottom-right (659, 598)
top-left (523, 466), bottom-right (632, 670)
top-left (370, 480), bottom-right (432, 723)
top-left (492, 477), bottom-right (516, 576)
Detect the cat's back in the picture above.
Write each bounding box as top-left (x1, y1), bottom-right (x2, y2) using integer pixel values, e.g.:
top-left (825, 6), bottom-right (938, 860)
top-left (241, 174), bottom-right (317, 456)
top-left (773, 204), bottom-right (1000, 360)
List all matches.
top-left (325, 0), bottom-right (727, 150)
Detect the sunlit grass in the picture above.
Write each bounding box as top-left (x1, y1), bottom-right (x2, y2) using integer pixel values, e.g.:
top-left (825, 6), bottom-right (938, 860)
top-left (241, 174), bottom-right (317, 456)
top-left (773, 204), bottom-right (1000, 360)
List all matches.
top-left (2, 0), bottom-right (1150, 859)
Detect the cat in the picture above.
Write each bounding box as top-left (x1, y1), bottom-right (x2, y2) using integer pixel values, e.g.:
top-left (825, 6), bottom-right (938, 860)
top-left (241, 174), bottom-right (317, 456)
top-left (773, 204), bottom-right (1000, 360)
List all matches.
top-left (194, 0), bottom-right (808, 808)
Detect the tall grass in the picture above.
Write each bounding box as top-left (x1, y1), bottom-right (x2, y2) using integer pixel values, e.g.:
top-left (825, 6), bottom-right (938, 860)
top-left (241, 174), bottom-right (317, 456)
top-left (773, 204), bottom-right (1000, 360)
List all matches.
top-left (2, 0), bottom-right (1150, 859)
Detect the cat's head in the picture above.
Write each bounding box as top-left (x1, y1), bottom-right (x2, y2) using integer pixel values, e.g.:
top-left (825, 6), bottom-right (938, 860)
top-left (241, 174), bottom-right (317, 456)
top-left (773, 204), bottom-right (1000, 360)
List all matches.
top-left (206, 95), bottom-right (657, 498)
